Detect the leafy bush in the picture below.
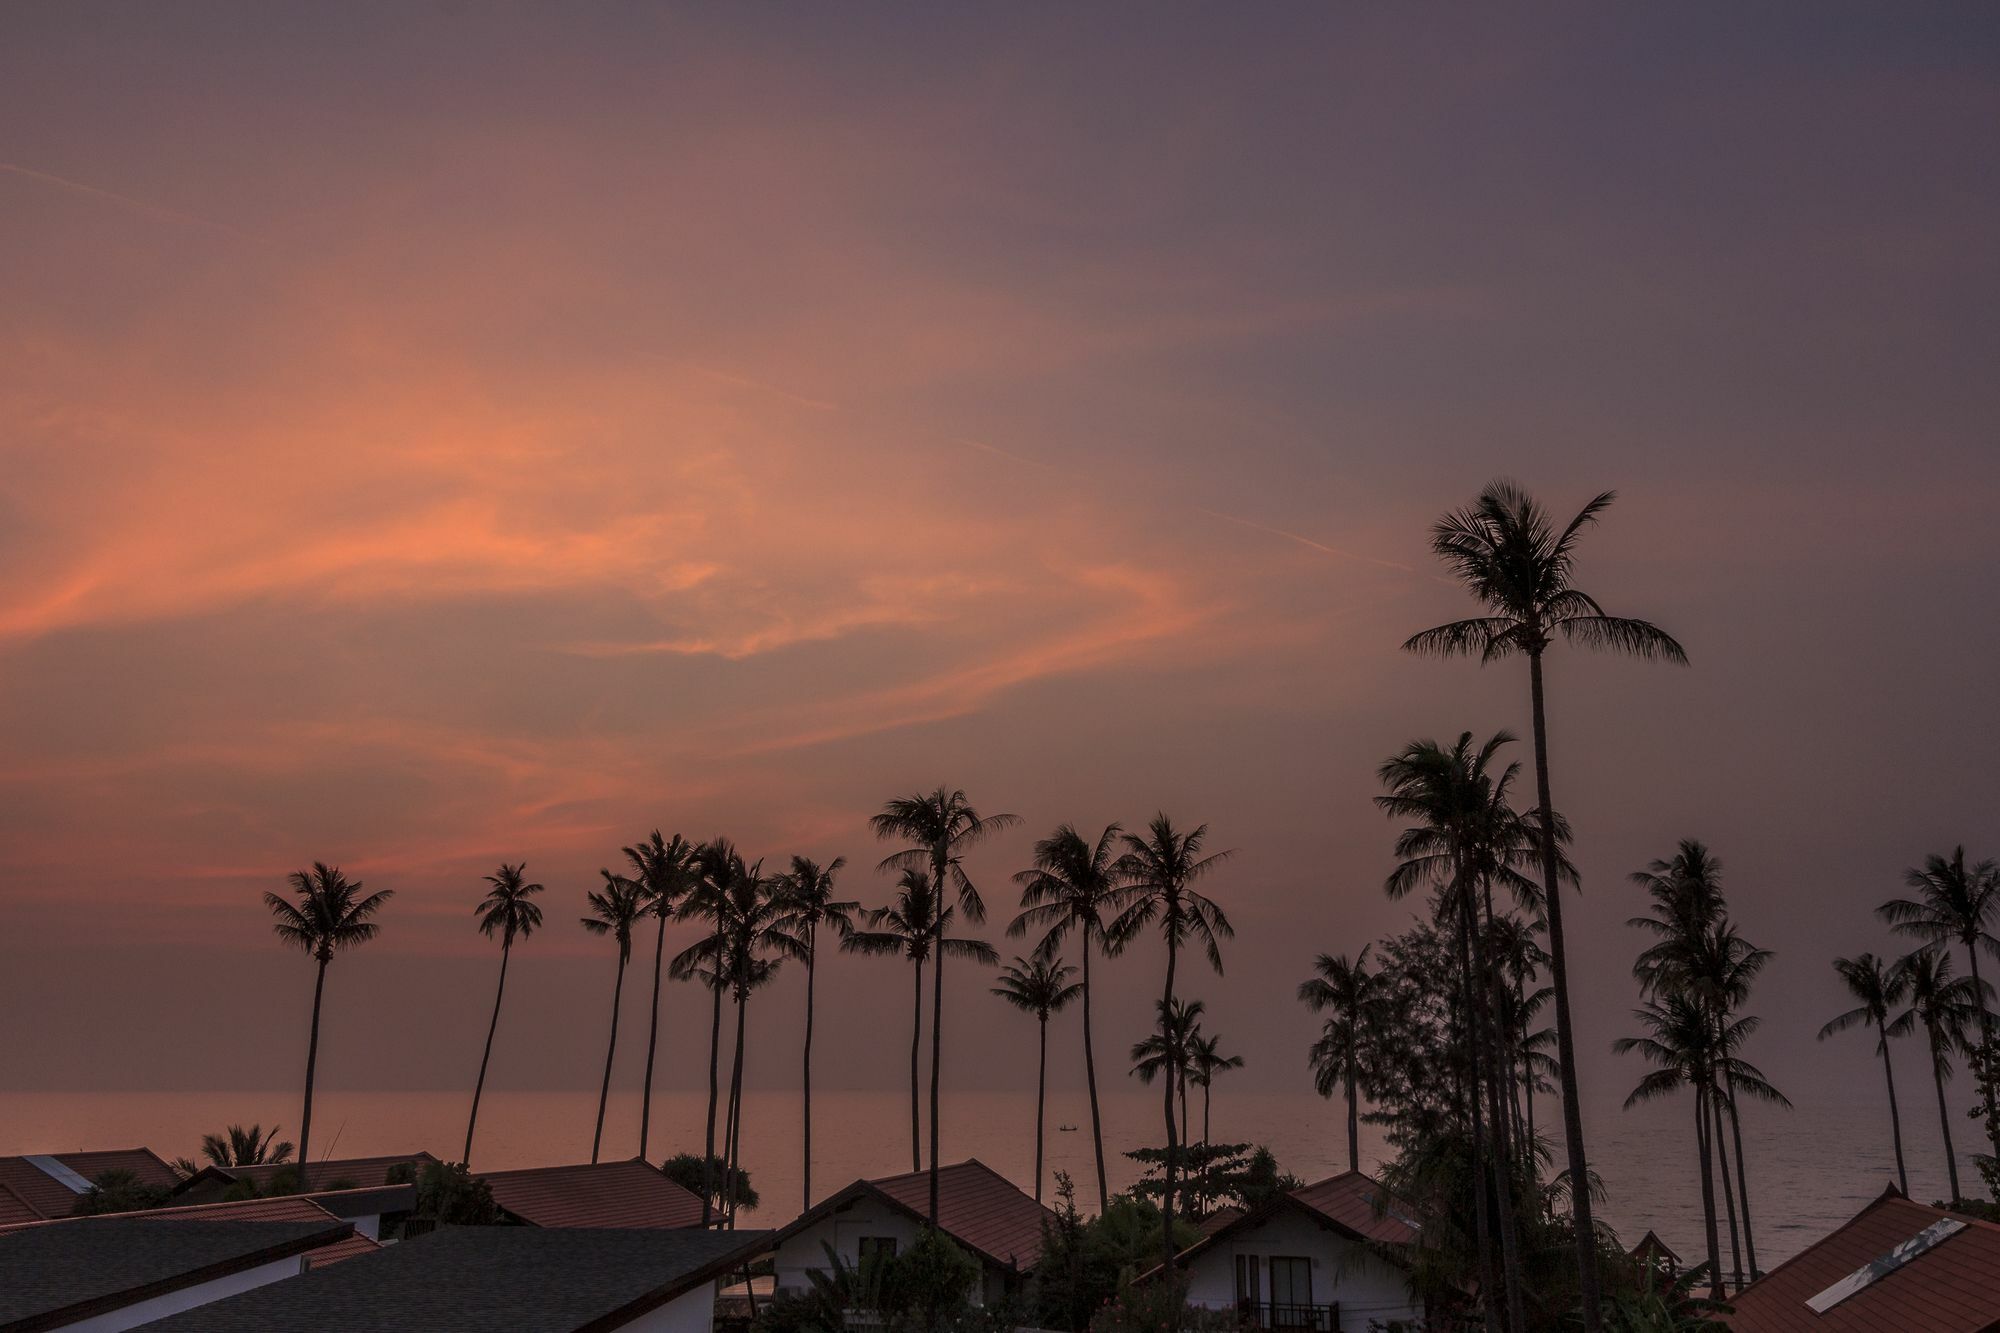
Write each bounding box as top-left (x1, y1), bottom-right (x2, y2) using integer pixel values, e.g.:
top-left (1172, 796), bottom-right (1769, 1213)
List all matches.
top-left (412, 1160), bottom-right (503, 1225)
top-left (662, 1152), bottom-right (760, 1214)
top-left (71, 1170), bottom-right (169, 1216)
top-left (879, 1228), bottom-right (982, 1330)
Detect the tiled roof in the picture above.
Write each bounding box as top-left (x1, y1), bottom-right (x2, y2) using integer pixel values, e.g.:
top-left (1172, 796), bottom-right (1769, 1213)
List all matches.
top-left (480, 1158), bottom-right (707, 1229)
top-left (210, 1152), bottom-right (436, 1193)
top-left (0, 1148), bottom-right (182, 1220)
top-left (1198, 1206), bottom-right (1246, 1238)
top-left (0, 1189), bottom-right (378, 1268)
top-left (134, 1225), bottom-right (775, 1332)
top-left (1289, 1171), bottom-right (1422, 1247)
top-left (1725, 1189), bottom-right (2000, 1333)
top-left (867, 1160), bottom-right (1054, 1271)
top-left (0, 1186), bottom-right (39, 1227)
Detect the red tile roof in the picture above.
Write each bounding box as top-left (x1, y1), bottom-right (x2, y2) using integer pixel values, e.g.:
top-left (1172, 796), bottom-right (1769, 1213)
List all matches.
top-left (0, 1189), bottom-right (376, 1267)
top-left (479, 1159), bottom-right (707, 1229)
top-left (1725, 1189), bottom-right (2000, 1333)
top-left (215, 1152), bottom-right (437, 1192)
top-left (0, 1184), bottom-right (41, 1226)
top-left (0, 1149), bottom-right (182, 1220)
top-left (1288, 1171), bottom-right (1422, 1247)
top-left (866, 1160), bottom-right (1055, 1271)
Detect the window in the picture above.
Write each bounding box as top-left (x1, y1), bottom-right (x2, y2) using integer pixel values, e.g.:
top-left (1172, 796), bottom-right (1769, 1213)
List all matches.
top-left (1269, 1257), bottom-right (1313, 1321)
top-left (1233, 1253), bottom-right (1262, 1311)
top-left (858, 1236), bottom-right (899, 1266)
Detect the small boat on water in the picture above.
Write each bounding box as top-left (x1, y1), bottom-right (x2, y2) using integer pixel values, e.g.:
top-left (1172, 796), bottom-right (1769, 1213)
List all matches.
top-left (1057, 1124), bottom-right (1078, 1132)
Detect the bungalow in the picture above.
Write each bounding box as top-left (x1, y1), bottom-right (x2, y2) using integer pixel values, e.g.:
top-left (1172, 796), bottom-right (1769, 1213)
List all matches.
top-left (167, 1153), bottom-right (437, 1203)
top-left (0, 1150), bottom-right (182, 1221)
top-left (132, 1225), bottom-right (774, 1333)
top-left (1626, 1229), bottom-right (1683, 1280)
top-left (479, 1159), bottom-right (707, 1229)
top-left (1724, 1184), bottom-right (2000, 1333)
top-left (1148, 1171), bottom-right (1426, 1333)
top-left (768, 1160), bottom-right (1054, 1306)
top-left (0, 1215), bottom-right (354, 1332)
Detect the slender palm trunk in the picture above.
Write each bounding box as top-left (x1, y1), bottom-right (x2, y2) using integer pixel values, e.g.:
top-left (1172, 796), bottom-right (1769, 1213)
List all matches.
top-left (702, 971), bottom-right (723, 1226)
top-left (1880, 1037), bottom-right (1910, 1194)
top-left (1931, 1031), bottom-right (1962, 1200)
top-left (297, 954), bottom-right (329, 1191)
top-left (1711, 1093), bottom-right (1742, 1290)
top-left (726, 987), bottom-right (748, 1227)
top-left (1451, 893), bottom-right (1501, 1333)
top-left (1345, 1060), bottom-right (1359, 1173)
top-left (1726, 1081), bottom-right (1758, 1280)
top-left (1202, 1080), bottom-right (1212, 1147)
top-left (1179, 1072), bottom-right (1190, 1149)
top-left (1081, 945), bottom-right (1110, 1215)
top-left (929, 866), bottom-right (946, 1226)
top-left (591, 950), bottom-right (628, 1165)
top-left (464, 938), bottom-right (512, 1165)
top-left (1966, 944), bottom-right (1999, 1157)
top-left (802, 930), bottom-right (817, 1212)
top-left (1159, 929), bottom-right (1180, 1272)
top-left (1469, 884), bottom-right (1527, 1333)
top-left (1695, 1085), bottom-right (1722, 1300)
top-left (638, 910), bottom-right (668, 1163)
top-left (1034, 1013), bottom-right (1048, 1203)
top-left (910, 957), bottom-right (924, 1172)
top-left (1528, 650), bottom-right (1603, 1330)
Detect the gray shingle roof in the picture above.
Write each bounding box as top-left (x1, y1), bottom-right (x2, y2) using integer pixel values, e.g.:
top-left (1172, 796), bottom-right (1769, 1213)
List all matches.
top-left (0, 1218), bottom-right (348, 1332)
top-left (135, 1225), bottom-right (774, 1332)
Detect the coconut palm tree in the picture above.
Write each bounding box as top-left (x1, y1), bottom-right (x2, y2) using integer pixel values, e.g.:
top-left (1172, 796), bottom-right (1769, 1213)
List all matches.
top-left (991, 955), bottom-right (1082, 1202)
top-left (1879, 848), bottom-right (2000, 1157)
top-left (1131, 997), bottom-right (1206, 1150)
top-left (1188, 1030), bottom-right (1243, 1146)
top-left (624, 832), bottom-right (697, 1164)
top-left (714, 861), bottom-right (801, 1226)
top-left (872, 787), bottom-right (1019, 1223)
top-left (1615, 995), bottom-right (1726, 1300)
top-left (775, 855), bottom-right (859, 1212)
top-left (263, 862), bottom-right (393, 1189)
top-left (1888, 947), bottom-right (1985, 1202)
top-left (672, 839), bottom-right (751, 1225)
top-left (464, 862), bottom-right (544, 1166)
top-left (1408, 481), bottom-right (1687, 1330)
top-left (582, 869), bottom-right (645, 1165)
top-left (1010, 821), bottom-right (1123, 1213)
top-left (198, 1124), bottom-right (293, 1169)
top-left (1112, 815), bottom-right (1232, 1267)
top-left (1301, 946), bottom-right (1379, 1173)
top-left (1819, 953), bottom-right (1913, 1195)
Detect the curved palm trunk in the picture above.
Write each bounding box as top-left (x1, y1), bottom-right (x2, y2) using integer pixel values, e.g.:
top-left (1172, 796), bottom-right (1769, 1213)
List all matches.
top-left (1711, 1094), bottom-right (1742, 1290)
top-left (1695, 1084), bottom-right (1723, 1301)
top-left (1034, 1013), bottom-right (1048, 1203)
top-left (297, 955), bottom-right (329, 1191)
top-left (802, 929), bottom-right (817, 1212)
top-left (725, 988), bottom-right (748, 1227)
top-left (464, 939), bottom-right (512, 1165)
top-left (1725, 1082), bottom-right (1758, 1280)
top-left (1965, 944), bottom-right (1999, 1156)
top-left (1527, 650), bottom-right (1604, 1330)
top-left (1931, 1031), bottom-right (1962, 1201)
top-left (930, 940), bottom-right (945, 1224)
top-left (1159, 929), bottom-right (1181, 1273)
top-left (1081, 945), bottom-right (1110, 1215)
top-left (638, 911), bottom-right (668, 1163)
top-left (1345, 1059), bottom-right (1360, 1174)
top-left (591, 950), bottom-right (629, 1165)
top-left (910, 957), bottom-right (924, 1172)
top-left (702, 972), bottom-right (723, 1226)
top-left (1880, 1038), bottom-right (1910, 1194)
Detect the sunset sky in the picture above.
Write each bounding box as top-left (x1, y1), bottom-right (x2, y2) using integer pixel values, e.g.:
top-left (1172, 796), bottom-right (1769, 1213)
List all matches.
top-left (3, 5), bottom-right (1997, 1121)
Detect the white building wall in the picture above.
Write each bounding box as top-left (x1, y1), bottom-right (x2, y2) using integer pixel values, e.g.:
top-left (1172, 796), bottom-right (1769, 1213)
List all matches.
top-left (53, 1255), bottom-right (306, 1332)
top-left (1182, 1210), bottom-right (1423, 1333)
top-left (771, 1197), bottom-right (996, 1307)
top-left (616, 1281), bottom-right (719, 1333)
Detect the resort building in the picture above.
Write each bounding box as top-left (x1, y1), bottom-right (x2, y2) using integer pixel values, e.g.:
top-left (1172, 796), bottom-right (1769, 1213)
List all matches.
top-left (0, 1214), bottom-right (356, 1332)
top-left (129, 1225), bottom-right (774, 1333)
top-left (767, 1159), bottom-right (1054, 1305)
top-left (167, 1153), bottom-right (438, 1202)
top-left (1724, 1184), bottom-right (2000, 1333)
top-left (1148, 1171), bottom-right (1426, 1333)
top-left (0, 1150), bottom-right (182, 1222)
top-left (479, 1159), bottom-right (708, 1230)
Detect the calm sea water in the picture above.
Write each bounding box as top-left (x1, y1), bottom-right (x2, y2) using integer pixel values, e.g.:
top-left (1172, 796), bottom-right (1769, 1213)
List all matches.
top-left (0, 1086), bottom-right (1966, 1269)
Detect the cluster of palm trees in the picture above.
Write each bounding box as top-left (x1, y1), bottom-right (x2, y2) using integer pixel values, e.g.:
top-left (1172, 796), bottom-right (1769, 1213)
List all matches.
top-left (1615, 840), bottom-right (1785, 1299)
top-left (1821, 847), bottom-right (2000, 1206)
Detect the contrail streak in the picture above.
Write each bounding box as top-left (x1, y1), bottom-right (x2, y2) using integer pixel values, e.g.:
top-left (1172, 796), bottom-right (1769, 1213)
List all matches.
top-left (1197, 507), bottom-right (1416, 572)
top-left (0, 161), bottom-right (262, 241)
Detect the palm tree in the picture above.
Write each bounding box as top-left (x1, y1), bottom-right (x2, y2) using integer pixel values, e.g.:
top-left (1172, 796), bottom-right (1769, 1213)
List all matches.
top-left (872, 787), bottom-right (1019, 1224)
top-left (673, 839), bottom-right (751, 1225)
top-left (625, 832), bottom-right (697, 1164)
top-left (198, 1124), bottom-right (293, 1169)
top-left (1301, 946), bottom-right (1379, 1172)
top-left (715, 860), bottom-right (802, 1226)
top-left (1131, 997), bottom-right (1207, 1151)
top-left (1408, 481), bottom-right (1687, 1330)
top-left (1888, 947), bottom-right (1985, 1201)
top-left (775, 855), bottom-right (859, 1212)
top-left (991, 955), bottom-right (1082, 1202)
top-left (1615, 995), bottom-right (1725, 1300)
top-left (263, 862), bottom-right (393, 1189)
top-left (464, 863), bottom-right (544, 1166)
top-left (582, 869), bottom-right (645, 1165)
top-left (1879, 848), bottom-right (2000, 1157)
top-left (1010, 821), bottom-right (1123, 1212)
top-left (1188, 1030), bottom-right (1243, 1146)
top-left (1111, 814), bottom-right (1232, 1268)
top-left (1819, 953), bottom-right (1913, 1195)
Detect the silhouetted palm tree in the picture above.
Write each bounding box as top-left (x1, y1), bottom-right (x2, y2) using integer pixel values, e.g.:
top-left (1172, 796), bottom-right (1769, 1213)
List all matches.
top-left (1409, 481), bottom-right (1686, 1331)
top-left (991, 955), bottom-right (1082, 1202)
top-left (1616, 994), bottom-right (1725, 1300)
top-left (1131, 997), bottom-right (1206, 1150)
top-left (1301, 946), bottom-right (1379, 1173)
top-left (1111, 813), bottom-right (1231, 1269)
top-left (1011, 821), bottom-right (1123, 1212)
top-left (1880, 848), bottom-right (2000, 1157)
top-left (715, 860), bottom-right (801, 1226)
top-left (872, 787), bottom-right (1019, 1223)
top-left (625, 832), bottom-right (697, 1163)
top-left (1819, 953), bottom-right (1912, 1195)
top-left (264, 862), bottom-right (393, 1189)
top-left (465, 862), bottom-right (544, 1166)
top-left (672, 839), bottom-right (751, 1225)
top-left (1888, 947), bottom-right (1984, 1202)
top-left (199, 1124), bottom-right (293, 1169)
top-left (1189, 1029), bottom-right (1243, 1146)
top-left (776, 855), bottom-right (859, 1212)
top-left (582, 869), bottom-right (645, 1165)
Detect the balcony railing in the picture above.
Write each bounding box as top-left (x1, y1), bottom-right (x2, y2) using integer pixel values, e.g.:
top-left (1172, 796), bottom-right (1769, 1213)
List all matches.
top-left (1236, 1300), bottom-right (1338, 1330)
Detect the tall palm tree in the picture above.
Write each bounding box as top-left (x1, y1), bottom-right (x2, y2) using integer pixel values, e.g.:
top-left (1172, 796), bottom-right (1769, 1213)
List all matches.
top-left (1615, 994), bottom-right (1725, 1300)
top-left (1879, 848), bottom-right (2000, 1158)
top-left (872, 787), bottom-right (1019, 1223)
top-left (1131, 997), bottom-right (1206, 1151)
top-left (1011, 821), bottom-right (1123, 1213)
top-left (263, 862), bottom-right (393, 1189)
top-left (1111, 814), bottom-right (1232, 1269)
top-left (1301, 946), bottom-right (1379, 1173)
top-left (672, 839), bottom-right (750, 1224)
top-left (1408, 481), bottom-right (1686, 1330)
top-left (1819, 953), bottom-right (1913, 1195)
top-left (465, 862), bottom-right (544, 1166)
top-left (1888, 947), bottom-right (1984, 1202)
top-left (625, 832), bottom-right (697, 1164)
top-left (991, 955), bottom-right (1082, 1202)
top-left (1188, 1030), bottom-right (1243, 1146)
top-left (775, 855), bottom-right (859, 1212)
top-left (198, 1124), bottom-right (293, 1169)
top-left (582, 869), bottom-right (645, 1165)
top-left (716, 860), bottom-right (802, 1226)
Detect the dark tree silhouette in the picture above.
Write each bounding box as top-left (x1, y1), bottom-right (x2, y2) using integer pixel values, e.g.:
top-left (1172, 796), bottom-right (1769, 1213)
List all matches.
top-left (582, 869), bottom-right (644, 1165)
top-left (465, 862), bottom-right (544, 1166)
top-left (624, 832), bottom-right (697, 1164)
top-left (1301, 946), bottom-right (1380, 1173)
top-left (1888, 947), bottom-right (1985, 1202)
top-left (1819, 953), bottom-right (1912, 1195)
top-left (991, 954), bottom-right (1081, 1202)
top-left (775, 855), bottom-right (859, 1212)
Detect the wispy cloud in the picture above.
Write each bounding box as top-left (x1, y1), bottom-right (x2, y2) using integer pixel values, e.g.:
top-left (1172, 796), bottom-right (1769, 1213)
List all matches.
top-left (0, 160), bottom-right (265, 242)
